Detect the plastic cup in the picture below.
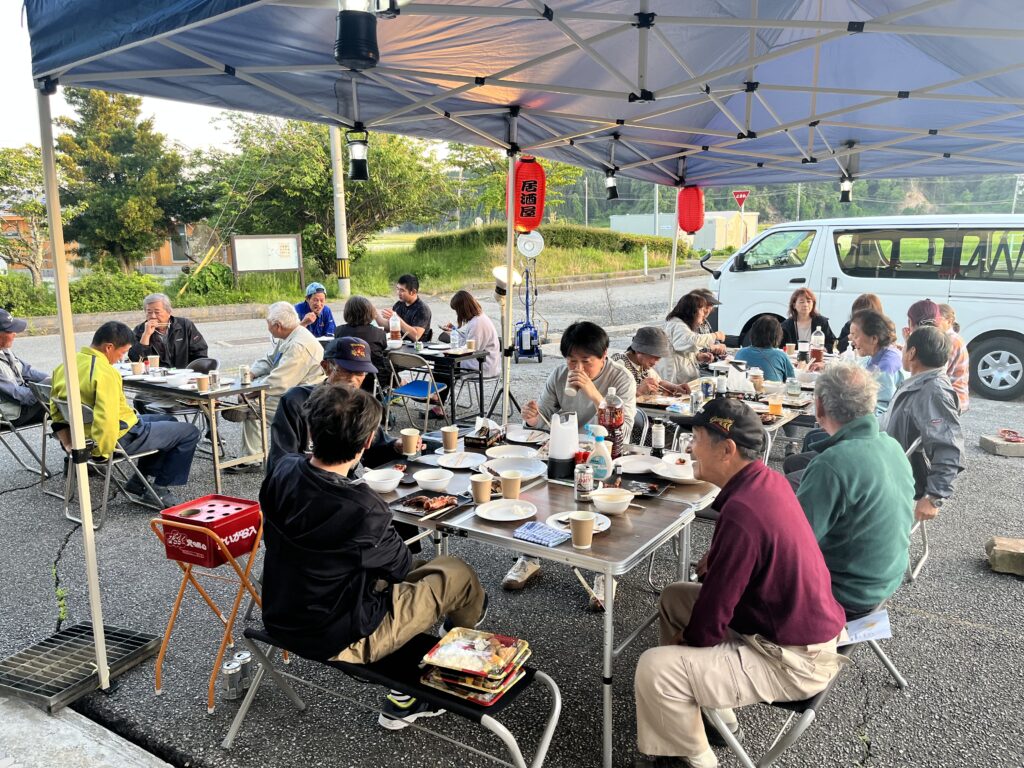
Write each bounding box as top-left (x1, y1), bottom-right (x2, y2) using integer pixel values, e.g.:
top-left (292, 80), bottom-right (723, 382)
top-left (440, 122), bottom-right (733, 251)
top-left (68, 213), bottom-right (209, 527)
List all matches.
top-left (400, 428), bottom-right (420, 456)
top-left (768, 395), bottom-right (784, 416)
top-left (499, 470), bottom-right (522, 499)
top-left (784, 343), bottom-right (796, 355)
top-left (147, 355), bottom-right (160, 369)
top-left (130, 361), bottom-right (145, 375)
top-left (569, 510), bottom-right (596, 549)
top-left (466, 338), bottom-right (477, 351)
top-left (441, 425), bottom-right (459, 453)
top-left (471, 473), bottom-right (492, 504)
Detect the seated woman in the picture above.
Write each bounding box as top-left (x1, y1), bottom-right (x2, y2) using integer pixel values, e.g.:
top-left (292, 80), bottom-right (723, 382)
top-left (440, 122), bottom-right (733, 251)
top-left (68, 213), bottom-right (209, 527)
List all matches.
top-left (432, 290), bottom-right (501, 415)
top-left (656, 294), bottom-right (725, 385)
top-left (335, 295), bottom-right (387, 393)
top-left (611, 326), bottom-right (688, 444)
top-left (847, 309), bottom-right (904, 415)
top-left (780, 287), bottom-right (836, 350)
top-left (734, 315), bottom-right (796, 382)
top-left (836, 293), bottom-right (883, 354)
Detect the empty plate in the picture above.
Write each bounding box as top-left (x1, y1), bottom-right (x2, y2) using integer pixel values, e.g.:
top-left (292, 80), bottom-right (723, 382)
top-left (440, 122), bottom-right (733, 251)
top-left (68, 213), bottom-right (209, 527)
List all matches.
top-left (546, 511), bottom-right (611, 533)
top-left (486, 445), bottom-right (539, 459)
top-left (482, 457), bottom-right (547, 480)
top-left (652, 461), bottom-right (699, 484)
top-left (475, 499), bottom-right (537, 522)
top-left (437, 452), bottom-right (487, 470)
top-left (614, 455), bottom-right (662, 474)
top-left (505, 426), bottom-right (548, 444)
top-left (426, 342), bottom-right (451, 350)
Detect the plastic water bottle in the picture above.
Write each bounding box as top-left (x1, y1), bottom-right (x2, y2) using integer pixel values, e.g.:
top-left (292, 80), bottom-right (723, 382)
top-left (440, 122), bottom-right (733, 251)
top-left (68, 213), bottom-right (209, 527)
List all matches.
top-left (587, 436), bottom-right (613, 482)
top-left (598, 387), bottom-right (626, 459)
top-left (810, 327), bottom-right (826, 364)
top-left (389, 312), bottom-right (402, 341)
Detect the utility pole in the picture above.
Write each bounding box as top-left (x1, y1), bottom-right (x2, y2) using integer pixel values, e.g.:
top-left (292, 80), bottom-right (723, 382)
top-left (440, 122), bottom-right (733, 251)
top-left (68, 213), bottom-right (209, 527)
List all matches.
top-left (796, 183), bottom-right (802, 220)
top-left (654, 183), bottom-right (660, 236)
top-left (1012, 175), bottom-right (1024, 214)
top-left (584, 175), bottom-right (589, 227)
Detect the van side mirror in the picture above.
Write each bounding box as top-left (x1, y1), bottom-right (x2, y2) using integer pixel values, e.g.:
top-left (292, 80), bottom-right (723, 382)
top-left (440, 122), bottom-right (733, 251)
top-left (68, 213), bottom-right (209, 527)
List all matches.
top-left (699, 250), bottom-right (722, 280)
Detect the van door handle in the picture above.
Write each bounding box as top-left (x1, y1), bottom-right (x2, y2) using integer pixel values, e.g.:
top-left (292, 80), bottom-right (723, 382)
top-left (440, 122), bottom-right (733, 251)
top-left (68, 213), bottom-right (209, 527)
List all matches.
top-left (830, 277), bottom-right (838, 290)
top-left (789, 277), bottom-right (806, 284)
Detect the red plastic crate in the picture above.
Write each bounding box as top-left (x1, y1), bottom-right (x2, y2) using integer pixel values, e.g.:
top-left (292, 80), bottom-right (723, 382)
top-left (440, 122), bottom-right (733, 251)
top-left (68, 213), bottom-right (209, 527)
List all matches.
top-left (160, 495), bottom-right (261, 568)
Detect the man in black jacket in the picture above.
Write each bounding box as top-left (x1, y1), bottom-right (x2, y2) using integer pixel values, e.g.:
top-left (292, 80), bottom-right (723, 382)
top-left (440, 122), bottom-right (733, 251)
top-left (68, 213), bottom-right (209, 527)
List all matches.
top-left (129, 293), bottom-right (208, 368)
top-left (260, 385), bottom-right (485, 729)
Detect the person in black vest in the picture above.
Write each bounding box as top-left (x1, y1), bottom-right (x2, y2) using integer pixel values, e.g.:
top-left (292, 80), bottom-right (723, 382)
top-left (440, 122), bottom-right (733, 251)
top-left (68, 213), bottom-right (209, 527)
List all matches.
top-left (129, 293), bottom-right (208, 368)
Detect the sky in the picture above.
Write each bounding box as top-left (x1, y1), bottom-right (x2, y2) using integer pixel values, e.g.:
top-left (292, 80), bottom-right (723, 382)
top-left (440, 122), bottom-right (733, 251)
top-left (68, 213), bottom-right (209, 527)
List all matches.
top-left (1, 5), bottom-right (230, 152)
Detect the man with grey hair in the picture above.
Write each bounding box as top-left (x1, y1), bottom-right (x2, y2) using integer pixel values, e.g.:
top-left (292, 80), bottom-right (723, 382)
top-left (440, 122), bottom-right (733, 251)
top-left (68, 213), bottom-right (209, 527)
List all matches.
top-left (795, 363), bottom-right (915, 618)
top-left (225, 302), bottom-right (325, 472)
top-left (130, 292), bottom-right (208, 368)
top-left (881, 325), bottom-right (965, 522)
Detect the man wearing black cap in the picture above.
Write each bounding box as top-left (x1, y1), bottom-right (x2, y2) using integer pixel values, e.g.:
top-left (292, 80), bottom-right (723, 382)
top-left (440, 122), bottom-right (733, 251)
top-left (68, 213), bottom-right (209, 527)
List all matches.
top-left (0, 309), bottom-right (50, 427)
top-left (634, 398), bottom-right (847, 768)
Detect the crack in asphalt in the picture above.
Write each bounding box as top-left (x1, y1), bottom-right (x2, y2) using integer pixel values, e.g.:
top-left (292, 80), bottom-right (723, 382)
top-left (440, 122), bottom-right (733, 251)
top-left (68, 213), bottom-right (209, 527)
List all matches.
top-left (853, 659), bottom-right (877, 767)
top-left (52, 523), bottom-right (79, 632)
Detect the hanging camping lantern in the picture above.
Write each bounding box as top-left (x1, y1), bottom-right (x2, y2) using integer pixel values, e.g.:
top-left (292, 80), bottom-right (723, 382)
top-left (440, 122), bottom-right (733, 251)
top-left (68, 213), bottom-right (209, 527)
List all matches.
top-left (677, 186), bottom-right (705, 234)
top-left (510, 156), bottom-right (546, 233)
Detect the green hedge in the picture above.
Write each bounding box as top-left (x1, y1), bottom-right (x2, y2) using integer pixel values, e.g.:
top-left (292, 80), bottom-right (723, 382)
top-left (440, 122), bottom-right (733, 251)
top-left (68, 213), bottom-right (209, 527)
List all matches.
top-left (415, 224), bottom-right (684, 256)
top-left (0, 273), bottom-right (57, 316)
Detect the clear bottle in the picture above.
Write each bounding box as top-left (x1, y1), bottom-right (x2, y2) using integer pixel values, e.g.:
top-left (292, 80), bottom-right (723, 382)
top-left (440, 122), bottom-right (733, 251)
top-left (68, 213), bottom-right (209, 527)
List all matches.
top-left (810, 326), bottom-right (826, 364)
top-left (587, 435), bottom-right (613, 482)
top-left (597, 387), bottom-right (626, 459)
top-left (389, 312), bottom-right (402, 341)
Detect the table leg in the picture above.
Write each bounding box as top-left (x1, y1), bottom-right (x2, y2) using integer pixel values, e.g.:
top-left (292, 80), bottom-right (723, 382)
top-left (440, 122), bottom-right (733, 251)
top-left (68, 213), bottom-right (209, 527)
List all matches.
top-left (602, 566), bottom-right (615, 768)
top-left (259, 389), bottom-right (268, 469)
top-left (448, 365), bottom-right (458, 425)
top-left (207, 400), bottom-right (222, 494)
top-left (477, 366), bottom-right (485, 418)
top-left (677, 523), bottom-right (691, 582)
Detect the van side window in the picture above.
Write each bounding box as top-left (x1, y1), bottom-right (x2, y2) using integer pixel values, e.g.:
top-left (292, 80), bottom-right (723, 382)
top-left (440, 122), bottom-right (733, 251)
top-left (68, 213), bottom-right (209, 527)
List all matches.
top-left (959, 230), bottom-right (1024, 281)
top-left (736, 230), bottom-right (814, 271)
top-left (834, 229), bottom-right (954, 280)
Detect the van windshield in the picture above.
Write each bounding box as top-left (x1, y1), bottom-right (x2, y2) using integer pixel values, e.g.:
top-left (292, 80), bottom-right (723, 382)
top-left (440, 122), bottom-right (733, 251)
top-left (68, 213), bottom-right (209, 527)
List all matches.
top-left (738, 230), bottom-right (815, 271)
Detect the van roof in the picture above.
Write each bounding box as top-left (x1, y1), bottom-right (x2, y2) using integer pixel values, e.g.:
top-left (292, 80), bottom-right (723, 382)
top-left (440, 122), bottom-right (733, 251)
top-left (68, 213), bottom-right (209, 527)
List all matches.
top-left (772, 214), bottom-right (1024, 228)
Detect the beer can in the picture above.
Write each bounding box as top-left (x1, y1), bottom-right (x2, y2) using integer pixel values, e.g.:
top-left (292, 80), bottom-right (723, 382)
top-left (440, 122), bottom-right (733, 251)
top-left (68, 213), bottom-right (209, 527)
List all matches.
top-left (414, 341), bottom-right (424, 352)
top-left (232, 650), bottom-right (254, 689)
top-left (574, 463), bottom-right (594, 503)
top-left (221, 660), bottom-right (244, 700)
top-left (690, 390), bottom-right (703, 415)
top-left (207, 370), bottom-right (221, 390)
top-left (701, 379), bottom-right (713, 400)
top-left (239, 365), bottom-right (252, 385)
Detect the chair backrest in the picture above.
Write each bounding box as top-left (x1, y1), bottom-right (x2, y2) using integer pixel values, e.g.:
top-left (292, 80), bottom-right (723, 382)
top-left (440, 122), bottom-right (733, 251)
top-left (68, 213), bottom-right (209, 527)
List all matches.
top-left (387, 350), bottom-right (431, 371)
top-left (187, 357), bottom-right (219, 373)
top-left (51, 396), bottom-right (96, 426)
top-left (632, 407), bottom-right (649, 445)
top-left (27, 380), bottom-right (52, 409)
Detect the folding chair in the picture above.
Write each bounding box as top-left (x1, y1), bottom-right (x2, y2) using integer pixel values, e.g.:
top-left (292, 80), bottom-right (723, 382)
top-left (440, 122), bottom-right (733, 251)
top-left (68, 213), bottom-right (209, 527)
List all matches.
top-left (386, 350), bottom-right (450, 432)
top-left (0, 406), bottom-right (50, 479)
top-left (902, 437), bottom-right (929, 581)
top-left (455, 373), bottom-right (500, 417)
top-left (51, 396), bottom-right (164, 530)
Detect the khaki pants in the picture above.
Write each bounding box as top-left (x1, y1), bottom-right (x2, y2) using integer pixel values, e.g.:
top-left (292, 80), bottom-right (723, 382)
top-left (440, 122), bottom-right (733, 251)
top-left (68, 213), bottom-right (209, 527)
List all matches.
top-left (240, 396), bottom-right (277, 459)
top-left (635, 582), bottom-right (845, 759)
top-left (332, 556), bottom-right (485, 664)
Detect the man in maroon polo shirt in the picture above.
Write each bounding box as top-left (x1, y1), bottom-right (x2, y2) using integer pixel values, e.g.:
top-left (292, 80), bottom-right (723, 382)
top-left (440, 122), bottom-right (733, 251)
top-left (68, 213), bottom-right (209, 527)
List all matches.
top-left (634, 398), bottom-right (847, 768)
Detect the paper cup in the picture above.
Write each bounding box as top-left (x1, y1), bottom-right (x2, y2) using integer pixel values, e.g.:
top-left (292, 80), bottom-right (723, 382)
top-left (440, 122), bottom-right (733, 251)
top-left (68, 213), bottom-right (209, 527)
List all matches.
top-left (471, 473), bottom-right (492, 504)
top-left (130, 361), bottom-right (145, 375)
top-left (441, 425), bottom-right (459, 453)
top-left (499, 470), bottom-right (522, 499)
top-left (466, 339), bottom-right (477, 351)
top-left (784, 343), bottom-right (796, 355)
top-left (195, 374), bottom-right (210, 392)
top-left (400, 428), bottom-right (420, 456)
top-left (147, 355), bottom-right (160, 369)
top-left (569, 510), bottom-right (596, 549)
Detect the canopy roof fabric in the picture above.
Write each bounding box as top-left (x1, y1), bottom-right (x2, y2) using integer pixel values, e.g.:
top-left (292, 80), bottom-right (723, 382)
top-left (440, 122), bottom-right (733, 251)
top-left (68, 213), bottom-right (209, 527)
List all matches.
top-left (25, 0), bottom-right (1024, 187)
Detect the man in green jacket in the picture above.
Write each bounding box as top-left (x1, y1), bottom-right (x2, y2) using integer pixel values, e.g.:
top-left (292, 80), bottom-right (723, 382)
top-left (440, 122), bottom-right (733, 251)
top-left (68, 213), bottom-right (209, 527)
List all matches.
top-left (796, 363), bottom-right (915, 617)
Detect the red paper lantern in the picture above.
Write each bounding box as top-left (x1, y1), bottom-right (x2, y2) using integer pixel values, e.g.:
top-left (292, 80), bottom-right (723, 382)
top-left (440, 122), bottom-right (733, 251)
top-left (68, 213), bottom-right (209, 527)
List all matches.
top-left (677, 186), bottom-right (705, 234)
top-left (510, 156), bottom-right (546, 233)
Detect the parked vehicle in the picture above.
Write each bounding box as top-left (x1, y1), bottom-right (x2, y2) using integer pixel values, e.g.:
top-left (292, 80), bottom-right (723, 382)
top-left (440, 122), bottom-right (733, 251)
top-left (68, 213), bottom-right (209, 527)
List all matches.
top-left (708, 215), bottom-right (1024, 401)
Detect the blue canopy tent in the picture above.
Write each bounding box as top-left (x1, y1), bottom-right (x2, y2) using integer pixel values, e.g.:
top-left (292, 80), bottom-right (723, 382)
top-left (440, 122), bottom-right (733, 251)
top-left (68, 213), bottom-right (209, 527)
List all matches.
top-left (22, 0), bottom-right (1024, 725)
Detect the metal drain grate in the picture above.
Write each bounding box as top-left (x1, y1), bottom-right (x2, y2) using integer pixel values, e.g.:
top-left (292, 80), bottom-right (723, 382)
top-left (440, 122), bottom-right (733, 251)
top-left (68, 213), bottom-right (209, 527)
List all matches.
top-left (0, 623), bottom-right (159, 712)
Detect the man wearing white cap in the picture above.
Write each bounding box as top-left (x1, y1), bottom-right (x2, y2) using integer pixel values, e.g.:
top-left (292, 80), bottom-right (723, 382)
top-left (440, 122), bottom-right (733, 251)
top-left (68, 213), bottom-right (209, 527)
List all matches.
top-left (0, 309), bottom-right (49, 427)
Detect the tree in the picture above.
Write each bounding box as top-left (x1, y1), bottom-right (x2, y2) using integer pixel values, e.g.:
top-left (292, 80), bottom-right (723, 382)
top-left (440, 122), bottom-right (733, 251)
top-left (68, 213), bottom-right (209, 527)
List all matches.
top-left (203, 115), bottom-right (456, 275)
top-left (448, 144), bottom-right (584, 225)
top-left (56, 88), bottom-right (197, 272)
top-left (0, 145), bottom-right (80, 287)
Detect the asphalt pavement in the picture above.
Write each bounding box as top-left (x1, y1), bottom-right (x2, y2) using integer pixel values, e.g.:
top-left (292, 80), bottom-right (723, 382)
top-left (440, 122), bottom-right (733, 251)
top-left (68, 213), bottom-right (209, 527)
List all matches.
top-left (1, 275), bottom-right (1022, 768)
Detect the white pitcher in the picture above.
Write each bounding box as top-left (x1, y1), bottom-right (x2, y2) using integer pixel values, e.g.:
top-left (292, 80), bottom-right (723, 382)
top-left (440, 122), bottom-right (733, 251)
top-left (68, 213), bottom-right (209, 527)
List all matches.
top-left (548, 412), bottom-right (579, 461)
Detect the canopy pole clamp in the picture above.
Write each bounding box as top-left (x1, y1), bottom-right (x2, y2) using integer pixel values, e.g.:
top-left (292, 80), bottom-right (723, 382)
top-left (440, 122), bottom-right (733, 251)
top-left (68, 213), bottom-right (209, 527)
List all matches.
top-left (634, 12), bottom-right (656, 28)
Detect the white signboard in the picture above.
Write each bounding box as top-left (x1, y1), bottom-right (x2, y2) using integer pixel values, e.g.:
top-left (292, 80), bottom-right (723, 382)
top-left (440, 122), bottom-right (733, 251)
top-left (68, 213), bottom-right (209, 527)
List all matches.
top-left (230, 234), bottom-right (302, 274)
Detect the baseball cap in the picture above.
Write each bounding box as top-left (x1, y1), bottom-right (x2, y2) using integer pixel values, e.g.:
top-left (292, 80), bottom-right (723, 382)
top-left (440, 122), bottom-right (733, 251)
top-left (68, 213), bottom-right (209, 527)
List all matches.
top-left (691, 397), bottom-right (765, 452)
top-left (0, 309), bottom-right (27, 333)
top-left (323, 336), bottom-right (377, 373)
top-left (630, 326), bottom-right (672, 358)
top-left (305, 281), bottom-right (327, 298)
top-left (907, 299), bottom-right (940, 328)
top-left (691, 288), bottom-right (721, 306)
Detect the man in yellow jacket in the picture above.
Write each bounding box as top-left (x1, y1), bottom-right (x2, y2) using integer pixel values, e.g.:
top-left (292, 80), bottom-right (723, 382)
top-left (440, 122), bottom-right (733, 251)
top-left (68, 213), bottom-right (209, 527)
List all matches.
top-left (50, 321), bottom-right (201, 508)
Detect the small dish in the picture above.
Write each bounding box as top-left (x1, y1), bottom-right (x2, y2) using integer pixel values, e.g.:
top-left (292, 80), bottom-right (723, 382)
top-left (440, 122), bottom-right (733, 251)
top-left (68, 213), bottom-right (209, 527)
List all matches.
top-left (588, 487), bottom-right (635, 515)
top-left (504, 427), bottom-right (548, 445)
top-left (546, 511), bottom-right (611, 533)
top-left (413, 468), bottom-right (454, 492)
top-left (613, 454), bottom-right (662, 474)
top-left (437, 452), bottom-right (487, 470)
top-left (363, 468), bottom-right (403, 494)
top-left (474, 499), bottom-right (537, 522)
top-left (485, 445), bottom-right (539, 459)
top-left (482, 457), bottom-right (546, 481)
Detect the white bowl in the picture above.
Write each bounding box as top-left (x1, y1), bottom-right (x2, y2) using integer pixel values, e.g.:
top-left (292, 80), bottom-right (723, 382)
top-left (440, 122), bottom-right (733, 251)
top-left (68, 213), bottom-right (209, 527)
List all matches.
top-left (413, 468), bottom-right (454, 492)
top-left (796, 370), bottom-right (819, 384)
top-left (762, 380), bottom-right (785, 395)
top-left (363, 468), bottom-right (403, 494)
top-left (387, 338), bottom-right (404, 350)
top-left (589, 487), bottom-right (634, 515)
top-left (164, 373), bottom-right (192, 387)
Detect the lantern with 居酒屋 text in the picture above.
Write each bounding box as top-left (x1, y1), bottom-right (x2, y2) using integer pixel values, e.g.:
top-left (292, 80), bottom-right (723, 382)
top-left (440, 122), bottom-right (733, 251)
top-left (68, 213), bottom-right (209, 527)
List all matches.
top-left (677, 186), bottom-right (705, 234)
top-left (510, 156), bottom-right (546, 233)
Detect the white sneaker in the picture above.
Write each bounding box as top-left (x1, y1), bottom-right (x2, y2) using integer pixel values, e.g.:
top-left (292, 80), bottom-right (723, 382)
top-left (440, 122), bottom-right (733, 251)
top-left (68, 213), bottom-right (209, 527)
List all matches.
top-left (502, 557), bottom-right (541, 590)
top-left (589, 574), bottom-right (617, 612)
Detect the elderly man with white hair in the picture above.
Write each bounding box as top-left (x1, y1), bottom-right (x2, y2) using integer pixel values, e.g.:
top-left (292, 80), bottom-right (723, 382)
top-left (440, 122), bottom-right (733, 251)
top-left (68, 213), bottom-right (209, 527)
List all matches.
top-left (225, 302), bottom-right (325, 473)
top-left (129, 293), bottom-right (208, 368)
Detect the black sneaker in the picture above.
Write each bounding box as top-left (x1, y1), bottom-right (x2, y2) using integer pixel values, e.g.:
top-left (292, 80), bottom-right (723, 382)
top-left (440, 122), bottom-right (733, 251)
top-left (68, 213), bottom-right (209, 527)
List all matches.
top-left (442, 593), bottom-right (489, 634)
top-left (123, 475), bottom-right (148, 497)
top-left (377, 691), bottom-right (445, 731)
top-left (224, 463), bottom-right (262, 475)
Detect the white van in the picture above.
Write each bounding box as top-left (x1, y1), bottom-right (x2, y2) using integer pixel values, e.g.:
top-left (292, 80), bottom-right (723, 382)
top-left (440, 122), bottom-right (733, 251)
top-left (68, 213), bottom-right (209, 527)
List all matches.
top-left (709, 215), bottom-right (1024, 401)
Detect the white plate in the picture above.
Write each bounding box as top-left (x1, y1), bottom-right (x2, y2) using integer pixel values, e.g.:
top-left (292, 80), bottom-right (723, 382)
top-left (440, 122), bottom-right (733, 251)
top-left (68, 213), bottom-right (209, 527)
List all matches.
top-left (426, 342), bottom-right (451, 350)
top-left (486, 445), bottom-right (538, 459)
top-left (546, 511), bottom-right (611, 533)
top-left (613, 455), bottom-right (662, 474)
top-left (482, 457), bottom-right (547, 480)
top-left (475, 499), bottom-right (537, 522)
top-left (652, 462), bottom-right (701, 484)
top-left (123, 374), bottom-right (146, 381)
top-left (437, 452), bottom-right (487, 470)
top-left (505, 426), bottom-right (548, 445)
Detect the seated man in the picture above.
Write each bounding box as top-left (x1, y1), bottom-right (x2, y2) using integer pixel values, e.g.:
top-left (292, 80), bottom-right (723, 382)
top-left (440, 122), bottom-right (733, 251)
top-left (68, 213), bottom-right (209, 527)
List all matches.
top-left (259, 384), bottom-right (486, 728)
top-left (795, 363), bottom-right (915, 618)
top-left (295, 281), bottom-right (336, 338)
top-left (378, 273), bottom-right (432, 342)
top-left (508, 321), bottom-right (637, 593)
top-left (0, 309), bottom-right (50, 427)
top-left (881, 325), bottom-right (965, 522)
top-left (225, 302), bottom-right (325, 472)
top-left (50, 321), bottom-right (201, 507)
top-left (129, 293), bottom-right (208, 368)
top-left (634, 398), bottom-right (847, 768)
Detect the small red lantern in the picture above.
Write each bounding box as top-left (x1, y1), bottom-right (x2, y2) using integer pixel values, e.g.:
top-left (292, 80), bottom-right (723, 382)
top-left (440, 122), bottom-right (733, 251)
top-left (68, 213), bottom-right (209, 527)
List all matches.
top-left (677, 186), bottom-right (705, 234)
top-left (510, 156), bottom-right (546, 233)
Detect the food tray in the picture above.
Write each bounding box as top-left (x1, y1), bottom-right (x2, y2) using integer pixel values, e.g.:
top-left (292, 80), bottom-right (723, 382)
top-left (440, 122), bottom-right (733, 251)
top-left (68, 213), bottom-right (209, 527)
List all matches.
top-left (388, 490), bottom-right (468, 518)
top-left (422, 628), bottom-right (529, 680)
top-left (430, 647), bottom-right (532, 692)
top-left (421, 668), bottom-right (526, 706)
top-left (602, 472), bottom-right (670, 498)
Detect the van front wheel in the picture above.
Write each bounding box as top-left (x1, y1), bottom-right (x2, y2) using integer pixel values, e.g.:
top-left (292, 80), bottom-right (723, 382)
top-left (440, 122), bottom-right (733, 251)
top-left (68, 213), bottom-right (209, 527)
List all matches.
top-left (970, 337), bottom-right (1024, 401)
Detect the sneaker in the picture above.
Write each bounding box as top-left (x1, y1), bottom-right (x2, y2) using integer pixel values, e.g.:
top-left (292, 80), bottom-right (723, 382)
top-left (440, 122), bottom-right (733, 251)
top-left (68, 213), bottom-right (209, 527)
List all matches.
top-left (702, 710), bottom-right (744, 747)
top-left (784, 440), bottom-right (801, 457)
top-left (153, 486), bottom-right (180, 508)
top-left (442, 593), bottom-right (489, 633)
top-left (502, 557), bottom-right (541, 591)
top-left (224, 463), bottom-right (262, 475)
top-left (377, 691), bottom-right (445, 731)
top-left (123, 475), bottom-right (149, 497)
top-left (588, 575), bottom-right (617, 612)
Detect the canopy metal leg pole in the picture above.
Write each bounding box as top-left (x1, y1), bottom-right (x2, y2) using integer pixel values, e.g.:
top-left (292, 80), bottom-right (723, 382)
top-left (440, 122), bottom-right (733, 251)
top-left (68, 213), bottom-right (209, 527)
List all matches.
top-left (329, 126), bottom-right (351, 298)
top-left (667, 202), bottom-right (681, 310)
top-left (37, 85), bottom-right (110, 688)
top-left (502, 151), bottom-right (517, 427)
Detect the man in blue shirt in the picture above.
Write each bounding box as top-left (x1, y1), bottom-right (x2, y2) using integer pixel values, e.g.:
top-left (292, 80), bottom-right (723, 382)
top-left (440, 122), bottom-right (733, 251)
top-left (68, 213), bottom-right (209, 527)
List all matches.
top-left (295, 282), bottom-right (336, 337)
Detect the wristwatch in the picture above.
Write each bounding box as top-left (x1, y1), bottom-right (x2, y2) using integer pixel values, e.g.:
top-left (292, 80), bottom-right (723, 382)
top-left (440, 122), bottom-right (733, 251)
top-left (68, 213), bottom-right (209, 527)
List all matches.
top-left (925, 495), bottom-right (945, 508)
